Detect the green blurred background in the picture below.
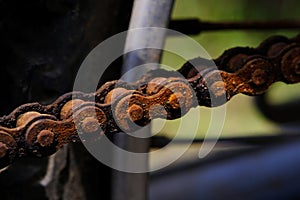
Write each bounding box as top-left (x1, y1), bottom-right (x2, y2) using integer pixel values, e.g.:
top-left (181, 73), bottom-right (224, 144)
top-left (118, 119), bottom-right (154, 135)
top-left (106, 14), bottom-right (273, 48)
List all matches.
top-left (154, 0), bottom-right (300, 139)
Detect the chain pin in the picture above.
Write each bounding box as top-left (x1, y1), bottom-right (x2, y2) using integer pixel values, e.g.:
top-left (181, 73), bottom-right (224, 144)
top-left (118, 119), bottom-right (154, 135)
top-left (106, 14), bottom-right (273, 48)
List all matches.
top-left (36, 130), bottom-right (55, 147)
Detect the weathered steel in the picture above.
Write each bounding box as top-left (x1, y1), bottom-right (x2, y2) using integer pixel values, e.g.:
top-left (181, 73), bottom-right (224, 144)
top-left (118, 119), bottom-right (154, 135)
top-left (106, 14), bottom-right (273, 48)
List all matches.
top-left (0, 34), bottom-right (300, 168)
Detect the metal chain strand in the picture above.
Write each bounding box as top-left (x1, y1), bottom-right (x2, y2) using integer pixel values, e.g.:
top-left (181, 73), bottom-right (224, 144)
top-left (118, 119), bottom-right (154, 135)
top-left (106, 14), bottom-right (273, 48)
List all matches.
top-left (0, 34), bottom-right (300, 168)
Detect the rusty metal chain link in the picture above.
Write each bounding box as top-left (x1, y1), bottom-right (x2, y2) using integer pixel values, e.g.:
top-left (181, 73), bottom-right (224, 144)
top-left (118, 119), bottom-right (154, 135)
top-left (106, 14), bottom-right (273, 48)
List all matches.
top-left (0, 34), bottom-right (300, 168)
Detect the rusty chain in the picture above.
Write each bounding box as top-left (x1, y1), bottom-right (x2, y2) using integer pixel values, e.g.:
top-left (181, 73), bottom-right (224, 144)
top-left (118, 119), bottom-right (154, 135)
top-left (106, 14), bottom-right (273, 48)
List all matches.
top-left (0, 34), bottom-right (300, 168)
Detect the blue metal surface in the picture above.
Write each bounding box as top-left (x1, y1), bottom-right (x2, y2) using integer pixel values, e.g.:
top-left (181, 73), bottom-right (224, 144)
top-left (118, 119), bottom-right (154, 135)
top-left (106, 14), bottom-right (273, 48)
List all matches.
top-left (150, 140), bottom-right (300, 200)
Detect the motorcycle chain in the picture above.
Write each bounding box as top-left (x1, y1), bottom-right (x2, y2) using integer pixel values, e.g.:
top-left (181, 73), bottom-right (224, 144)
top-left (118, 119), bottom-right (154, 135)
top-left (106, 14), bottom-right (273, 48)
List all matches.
top-left (0, 34), bottom-right (299, 168)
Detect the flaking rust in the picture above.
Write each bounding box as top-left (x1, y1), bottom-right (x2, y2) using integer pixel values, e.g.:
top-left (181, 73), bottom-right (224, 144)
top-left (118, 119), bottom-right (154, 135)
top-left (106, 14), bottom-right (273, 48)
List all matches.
top-left (0, 34), bottom-right (300, 168)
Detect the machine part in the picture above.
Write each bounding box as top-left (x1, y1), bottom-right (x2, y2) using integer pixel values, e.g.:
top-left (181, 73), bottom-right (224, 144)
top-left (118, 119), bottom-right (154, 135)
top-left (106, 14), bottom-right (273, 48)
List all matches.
top-left (0, 34), bottom-right (300, 168)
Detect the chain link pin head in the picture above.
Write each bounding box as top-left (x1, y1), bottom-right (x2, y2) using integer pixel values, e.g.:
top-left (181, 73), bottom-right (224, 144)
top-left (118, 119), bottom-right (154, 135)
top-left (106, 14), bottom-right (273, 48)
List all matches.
top-left (36, 130), bottom-right (55, 147)
top-left (81, 117), bottom-right (100, 133)
top-left (211, 81), bottom-right (226, 97)
top-left (252, 68), bottom-right (268, 86)
top-left (128, 104), bottom-right (144, 122)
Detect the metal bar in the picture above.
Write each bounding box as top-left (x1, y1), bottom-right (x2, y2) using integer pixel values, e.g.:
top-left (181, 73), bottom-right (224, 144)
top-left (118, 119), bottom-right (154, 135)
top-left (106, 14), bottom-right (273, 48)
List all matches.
top-left (111, 1), bottom-right (174, 200)
top-left (122, 0), bottom-right (175, 75)
top-left (169, 19), bottom-right (300, 35)
top-left (150, 133), bottom-right (300, 148)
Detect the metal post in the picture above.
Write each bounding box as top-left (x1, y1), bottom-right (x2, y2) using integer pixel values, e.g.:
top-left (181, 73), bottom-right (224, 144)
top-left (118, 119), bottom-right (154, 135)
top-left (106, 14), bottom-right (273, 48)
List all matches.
top-left (111, 0), bottom-right (174, 200)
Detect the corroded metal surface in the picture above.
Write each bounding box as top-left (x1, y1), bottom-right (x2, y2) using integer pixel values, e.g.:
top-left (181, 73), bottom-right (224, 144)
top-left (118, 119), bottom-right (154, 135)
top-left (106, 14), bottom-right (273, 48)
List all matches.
top-left (0, 34), bottom-right (300, 168)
